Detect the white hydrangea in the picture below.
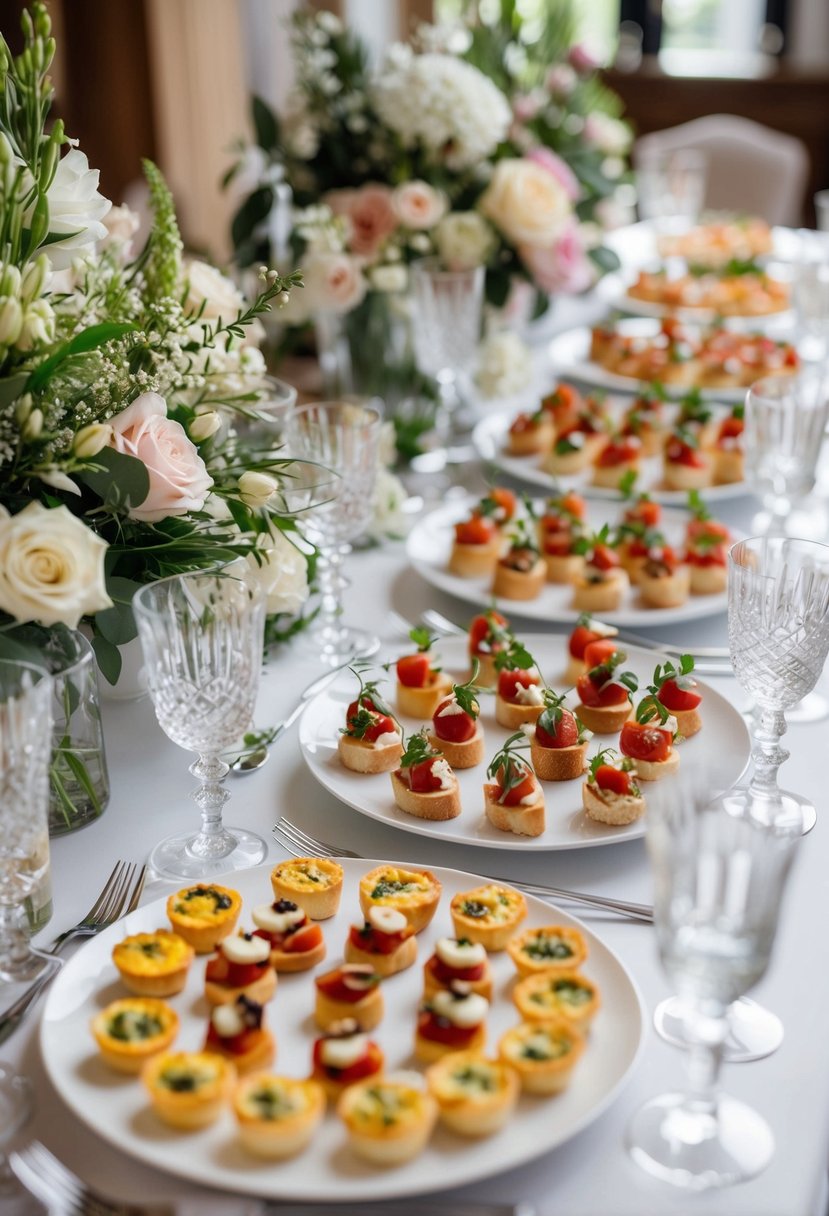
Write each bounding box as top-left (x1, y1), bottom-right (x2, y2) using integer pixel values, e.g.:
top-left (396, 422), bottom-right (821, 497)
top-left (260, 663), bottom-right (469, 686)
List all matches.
top-left (367, 468), bottom-right (409, 541)
top-left (475, 330), bottom-right (533, 399)
top-left (372, 51), bottom-right (511, 171)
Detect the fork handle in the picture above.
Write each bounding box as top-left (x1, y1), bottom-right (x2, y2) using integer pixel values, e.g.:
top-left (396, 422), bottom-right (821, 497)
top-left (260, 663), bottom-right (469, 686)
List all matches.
top-left (507, 880), bottom-right (654, 923)
top-left (0, 956), bottom-right (63, 1046)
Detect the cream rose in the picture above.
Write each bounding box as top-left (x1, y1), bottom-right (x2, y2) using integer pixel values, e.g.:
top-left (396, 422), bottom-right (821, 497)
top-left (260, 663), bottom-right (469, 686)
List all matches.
top-left (245, 526), bottom-right (309, 615)
top-left (184, 260), bottom-right (246, 325)
top-left (302, 251), bottom-right (366, 315)
top-left (109, 392), bottom-right (213, 522)
top-left (480, 158), bottom-right (572, 248)
top-left (41, 149), bottom-right (112, 271)
top-left (434, 212), bottom-right (495, 271)
top-left (392, 181), bottom-right (447, 230)
top-left (0, 503), bottom-right (111, 628)
top-left (101, 204), bottom-right (141, 259)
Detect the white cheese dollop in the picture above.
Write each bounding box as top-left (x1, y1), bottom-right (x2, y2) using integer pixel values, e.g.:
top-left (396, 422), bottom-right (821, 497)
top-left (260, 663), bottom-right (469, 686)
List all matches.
top-left (430, 758), bottom-right (455, 791)
top-left (211, 1003), bottom-right (246, 1037)
top-left (519, 785), bottom-right (540, 805)
top-left (222, 934), bottom-right (271, 965)
top-left (435, 937), bottom-right (487, 969)
top-left (589, 620), bottom-right (618, 638)
top-left (373, 731), bottom-right (401, 747)
top-left (431, 989), bottom-right (489, 1028)
top-left (514, 683), bottom-right (544, 706)
top-left (437, 700), bottom-right (465, 717)
top-left (320, 1033), bottom-right (369, 1069)
top-left (252, 902), bottom-right (304, 935)
top-left (660, 714), bottom-right (678, 736)
top-left (369, 906), bottom-right (408, 935)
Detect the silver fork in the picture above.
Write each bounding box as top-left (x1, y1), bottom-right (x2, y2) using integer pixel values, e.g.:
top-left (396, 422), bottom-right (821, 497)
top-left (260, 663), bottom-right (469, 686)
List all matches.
top-left (10, 1139), bottom-right (535, 1216)
top-left (0, 860), bottom-right (147, 1045)
top-left (273, 817), bottom-right (653, 923)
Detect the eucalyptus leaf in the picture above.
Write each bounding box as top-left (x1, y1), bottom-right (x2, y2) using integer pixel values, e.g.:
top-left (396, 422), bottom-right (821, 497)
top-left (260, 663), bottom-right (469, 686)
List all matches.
top-left (90, 633), bottom-right (122, 686)
top-left (252, 95), bottom-right (279, 151)
top-left (0, 371), bottom-right (29, 408)
top-left (77, 448), bottom-right (150, 511)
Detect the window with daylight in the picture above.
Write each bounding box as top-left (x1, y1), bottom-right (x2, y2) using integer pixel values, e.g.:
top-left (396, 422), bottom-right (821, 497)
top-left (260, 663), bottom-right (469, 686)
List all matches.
top-left (659, 0), bottom-right (777, 77)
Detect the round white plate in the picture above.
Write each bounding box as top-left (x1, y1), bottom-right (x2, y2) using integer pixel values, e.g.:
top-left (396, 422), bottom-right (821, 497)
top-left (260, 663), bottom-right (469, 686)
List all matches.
top-left (40, 858), bottom-right (646, 1202)
top-left (603, 221), bottom-right (801, 273)
top-left (406, 497), bottom-right (731, 626)
top-left (299, 635), bottom-right (749, 853)
top-left (548, 326), bottom-right (746, 403)
top-left (595, 271), bottom-right (795, 329)
top-left (472, 410), bottom-right (748, 506)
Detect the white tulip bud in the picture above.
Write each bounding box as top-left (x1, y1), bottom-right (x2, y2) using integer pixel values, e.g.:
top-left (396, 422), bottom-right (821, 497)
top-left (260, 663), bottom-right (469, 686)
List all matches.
top-left (14, 394), bottom-right (33, 424)
top-left (16, 299), bottom-right (55, 351)
top-left (0, 296), bottom-right (23, 345)
top-left (73, 423), bottom-right (113, 459)
top-left (238, 470), bottom-right (278, 508)
top-left (188, 411), bottom-right (222, 443)
top-left (22, 408), bottom-right (44, 441)
top-left (0, 133), bottom-right (13, 166)
top-left (20, 254), bottom-right (48, 305)
top-left (0, 264), bottom-right (21, 298)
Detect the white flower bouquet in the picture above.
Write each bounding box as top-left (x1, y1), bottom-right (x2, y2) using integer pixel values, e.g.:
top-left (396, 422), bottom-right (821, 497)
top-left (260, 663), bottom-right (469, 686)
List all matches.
top-left (0, 3), bottom-right (310, 685)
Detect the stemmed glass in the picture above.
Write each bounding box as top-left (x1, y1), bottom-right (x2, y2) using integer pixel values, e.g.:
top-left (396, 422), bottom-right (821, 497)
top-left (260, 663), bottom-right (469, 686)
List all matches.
top-left (792, 229), bottom-right (829, 363)
top-left (134, 569), bottom-right (267, 880)
top-left (284, 401), bottom-right (381, 666)
top-left (410, 258), bottom-right (484, 445)
top-left (0, 659), bottom-right (53, 982)
top-left (628, 782), bottom-right (800, 1190)
top-left (637, 148), bottom-right (707, 229)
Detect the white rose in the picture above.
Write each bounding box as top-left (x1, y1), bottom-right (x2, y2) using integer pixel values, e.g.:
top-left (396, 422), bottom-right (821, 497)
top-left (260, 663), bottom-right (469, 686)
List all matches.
top-left (0, 502), bottom-right (112, 628)
top-left (392, 181), bottom-right (447, 230)
top-left (246, 526), bottom-right (309, 615)
top-left (184, 260), bottom-right (246, 325)
top-left (303, 251), bottom-right (366, 315)
top-left (367, 468), bottom-right (409, 542)
top-left (101, 204), bottom-right (140, 259)
top-left (481, 159), bottom-right (572, 248)
top-left (370, 264), bottom-right (407, 293)
top-left (41, 149), bottom-right (112, 270)
top-left (434, 211), bottom-right (496, 270)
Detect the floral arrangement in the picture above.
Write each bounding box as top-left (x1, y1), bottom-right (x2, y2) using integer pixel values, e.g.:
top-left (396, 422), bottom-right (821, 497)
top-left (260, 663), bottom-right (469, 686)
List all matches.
top-left (0, 3), bottom-right (309, 685)
top-left (228, 1), bottom-right (632, 323)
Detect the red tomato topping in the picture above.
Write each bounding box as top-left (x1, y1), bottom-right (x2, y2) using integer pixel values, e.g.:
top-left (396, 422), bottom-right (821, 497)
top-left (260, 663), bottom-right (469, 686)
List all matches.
top-left (686, 543), bottom-right (727, 568)
top-left (509, 411), bottom-right (540, 435)
top-left (589, 543), bottom-right (619, 572)
top-left (568, 623), bottom-right (605, 659)
top-left (666, 438), bottom-right (705, 468)
top-left (544, 531), bottom-right (575, 557)
top-left (619, 720), bottom-right (670, 763)
top-left (206, 1024), bottom-right (263, 1056)
top-left (686, 518), bottom-right (730, 544)
top-left (577, 670), bottom-right (629, 708)
top-left (205, 954), bottom-right (268, 990)
top-left (490, 768), bottom-right (537, 806)
top-left (358, 713), bottom-right (397, 744)
top-left (597, 437), bottom-right (641, 467)
top-left (397, 653), bottom-right (433, 688)
top-left (535, 709), bottom-right (579, 749)
top-left (658, 677), bottom-right (702, 712)
top-left (718, 416), bottom-right (744, 441)
top-left (592, 765), bottom-right (633, 796)
top-left (417, 1010), bottom-right (480, 1047)
top-left (408, 758), bottom-right (445, 793)
top-left (432, 697), bottom-right (476, 743)
top-left (454, 516), bottom-right (496, 546)
top-left (348, 924), bottom-right (410, 955)
top-left (347, 694), bottom-right (379, 721)
top-left (624, 500), bottom-right (661, 529)
top-left (468, 611), bottom-right (508, 656)
top-left (582, 639), bottom-right (619, 669)
top-left (497, 669), bottom-right (539, 702)
top-left (427, 955), bottom-right (486, 985)
top-left (481, 487), bottom-right (517, 522)
top-left (312, 1037), bottom-right (383, 1083)
top-left (315, 969), bottom-right (376, 1004)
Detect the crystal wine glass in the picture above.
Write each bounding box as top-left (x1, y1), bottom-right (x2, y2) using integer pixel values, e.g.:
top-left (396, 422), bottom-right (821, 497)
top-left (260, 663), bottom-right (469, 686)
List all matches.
top-left (792, 228), bottom-right (829, 363)
top-left (284, 401), bottom-right (381, 666)
top-left (636, 148), bottom-right (707, 230)
top-left (411, 258), bottom-right (484, 442)
top-left (0, 658), bottom-right (52, 983)
top-left (133, 569), bottom-right (267, 880)
top-left (628, 781), bottom-right (800, 1190)
top-left (744, 370), bottom-right (829, 541)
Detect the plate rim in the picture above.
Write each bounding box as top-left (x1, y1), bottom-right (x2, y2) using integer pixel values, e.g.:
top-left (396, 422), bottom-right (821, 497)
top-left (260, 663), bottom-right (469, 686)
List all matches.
top-left (39, 856), bottom-right (648, 1203)
top-left (298, 632), bottom-right (750, 853)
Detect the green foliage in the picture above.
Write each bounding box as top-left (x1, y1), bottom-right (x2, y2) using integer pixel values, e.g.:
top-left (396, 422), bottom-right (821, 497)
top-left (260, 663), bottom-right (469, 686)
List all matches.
top-left (486, 730), bottom-right (532, 795)
top-left (400, 728), bottom-right (442, 768)
top-left (77, 448), bottom-right (150, 512)
top-left (142, 159), bottom-right (183, 304)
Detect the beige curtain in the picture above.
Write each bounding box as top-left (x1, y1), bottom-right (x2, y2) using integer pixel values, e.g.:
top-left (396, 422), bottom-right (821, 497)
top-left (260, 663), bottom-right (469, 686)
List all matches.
top-left (145, 0), bottom-right (249, 260)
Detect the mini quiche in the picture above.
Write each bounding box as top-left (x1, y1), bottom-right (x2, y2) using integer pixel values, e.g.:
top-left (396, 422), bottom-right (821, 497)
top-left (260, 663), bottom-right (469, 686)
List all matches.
top-left (143, 1050), bottom-right (235, 1129)
top-left (234, 1074), bottom-right (325, 1159)
top-left (498, 1021), bottom-right (585, 1094)
top-left (426, 1051), bottom-right (520, 1137)
top-left (204, 996), bottom-right (276, 1075)
top-left (91, 998), bottom-right (179, 1074)
top-left (166, 883), bottom-right (241, 953)
top-left (311, 1018), bottom-right (384, 1100)
top-left (112, 930), bottom-right (194, 997)
top-left (358, 865), bottom-right (441, 934)
top-left (507, 925), bottom-right (588, 978)
top-left (337, 1077), bottom-right (438, 1165)
top-left (270, 857), bottom-right (343, 921)
top-left (449, 884), bottom-right (527, 952)
top-left (512, 971), bottom-right (601, 1031)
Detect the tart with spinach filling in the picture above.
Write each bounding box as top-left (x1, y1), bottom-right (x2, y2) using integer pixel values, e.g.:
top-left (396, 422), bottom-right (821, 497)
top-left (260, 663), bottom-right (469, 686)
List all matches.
top-left (91, 997), bottom-right (178, 1074)
top-left (358, 864), bottom-right (441, 934)
top-left (426, 1051), bottom-right (520, 1136)
top-left (449, 884), bottom-right (527, 952)
top-left (337, 1077), bottom-right (438, 1164)
top-left (143, 1050), bottom-right (235, 1129)
top-left (507, 924), bottom-right (588, 978)
top-left (498, 1020), bottom-right (586, 1094)
top-left (270, 857), bottom-right (343, 920)
top-left (112, 930), bottom-right (194, 997)
top-left (512, 970), bottom-right (601, 1030)
top-left (166, 883), bottom-right (241, 953)
top-left (233, 1074), bottom-right (324, 1158)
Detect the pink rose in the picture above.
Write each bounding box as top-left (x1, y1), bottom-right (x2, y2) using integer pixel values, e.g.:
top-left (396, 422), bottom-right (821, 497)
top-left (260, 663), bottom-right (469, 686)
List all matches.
top-left (545, 63), bottom-right (577, 98)
top-left (392, 181), bottom-right (447, 230)
top-left (512, 93), bottom-right (542, 123)
top-left (525, 147), bottom-right (581, 203)
top-left (568, 44), bottom-right (598, 74)
top-left (303, 251), bottom-right (366, 315)
top-left (326, 184), bottom-right (397, 257)
top-left (518, 224), bottom-right (593, 295)
top-left (109, 392), bottom-right (213, 522)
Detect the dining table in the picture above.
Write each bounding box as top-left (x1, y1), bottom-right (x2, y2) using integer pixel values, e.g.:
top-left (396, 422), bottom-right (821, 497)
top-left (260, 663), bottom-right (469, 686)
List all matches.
top-left (4, 282), bottom-right (829, 1216)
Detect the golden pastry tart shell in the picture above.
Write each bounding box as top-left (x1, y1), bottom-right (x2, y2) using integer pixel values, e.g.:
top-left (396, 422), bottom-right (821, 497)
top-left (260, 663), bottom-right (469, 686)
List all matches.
top-left (165, 885), bottom-right (242, 954)
top-left (638, 565), bottom-right (691, 609)
top-left (632, 749), bottom-right (680, 782)
top-left (143, 1051), bottom-right (235, 1129)
top-left (314, 985), bottom-right (384, 1033)
top-left (338, 732), bottom-right (403, 774)
top-left (448, 538), bottom-right (502, 578)
top-left (592, 459), bottom-right (641, 490)
top-left (512, 970), bottom-right (601, 1030)
top-left (689, 563), bottom-right (726, 595)
top-left (422, 954), bottom-right (493, 1001)
top-left (358, 866), bottom-right (441, 934)
top-left (543, 552), bottom-right (585, 585)
top-left (670, 704), bottom-right (702, 738)
top-left (426, 1051), bottom-right (520, 1136)
top-left (268, 937), bottom-right (327, 973)
top-left (498, 1022), bottom-right (586, 1094)
top-left (491, 559), bottom-right (546, 602)
top-left (337, 1080), bottom-right (438, 1164)
top-left (112, 931), bottom-right (194, 998)
top-left (469, 652), bottom-right (498, 689)
top-left (449, 885), bottom-right (527, 951)
top-left (344, 930), bottom-right (417, 978)
top-left (571, 568), bottom-right (628, 614)
top-left (234, 1074), bottom-right (325, 1159)
top-left (206, 1028), bottom-right (276, 1076)
top-left (507, 925), bottom-right (589, 978)
top-left (204, 966), bottom-right (277, 1008)
top-left (91, 998), bottom-right (179, 1074)
top-left (663, 460), bottom-right (712, 492)
top-left (414, 1020), bottom-right (487, 1064)
top-left (270, 858), bottom-right (344, 921)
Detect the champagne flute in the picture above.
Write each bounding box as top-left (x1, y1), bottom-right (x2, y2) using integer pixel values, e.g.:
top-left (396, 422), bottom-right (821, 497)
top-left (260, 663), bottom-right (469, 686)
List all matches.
top-left (133, 569), bottom-right (266, 880)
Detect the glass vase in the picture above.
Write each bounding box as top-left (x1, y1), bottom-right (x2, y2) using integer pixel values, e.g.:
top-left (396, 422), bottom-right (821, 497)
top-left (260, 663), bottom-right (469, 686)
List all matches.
top-left (315, 289), bottom-right (418, 408)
